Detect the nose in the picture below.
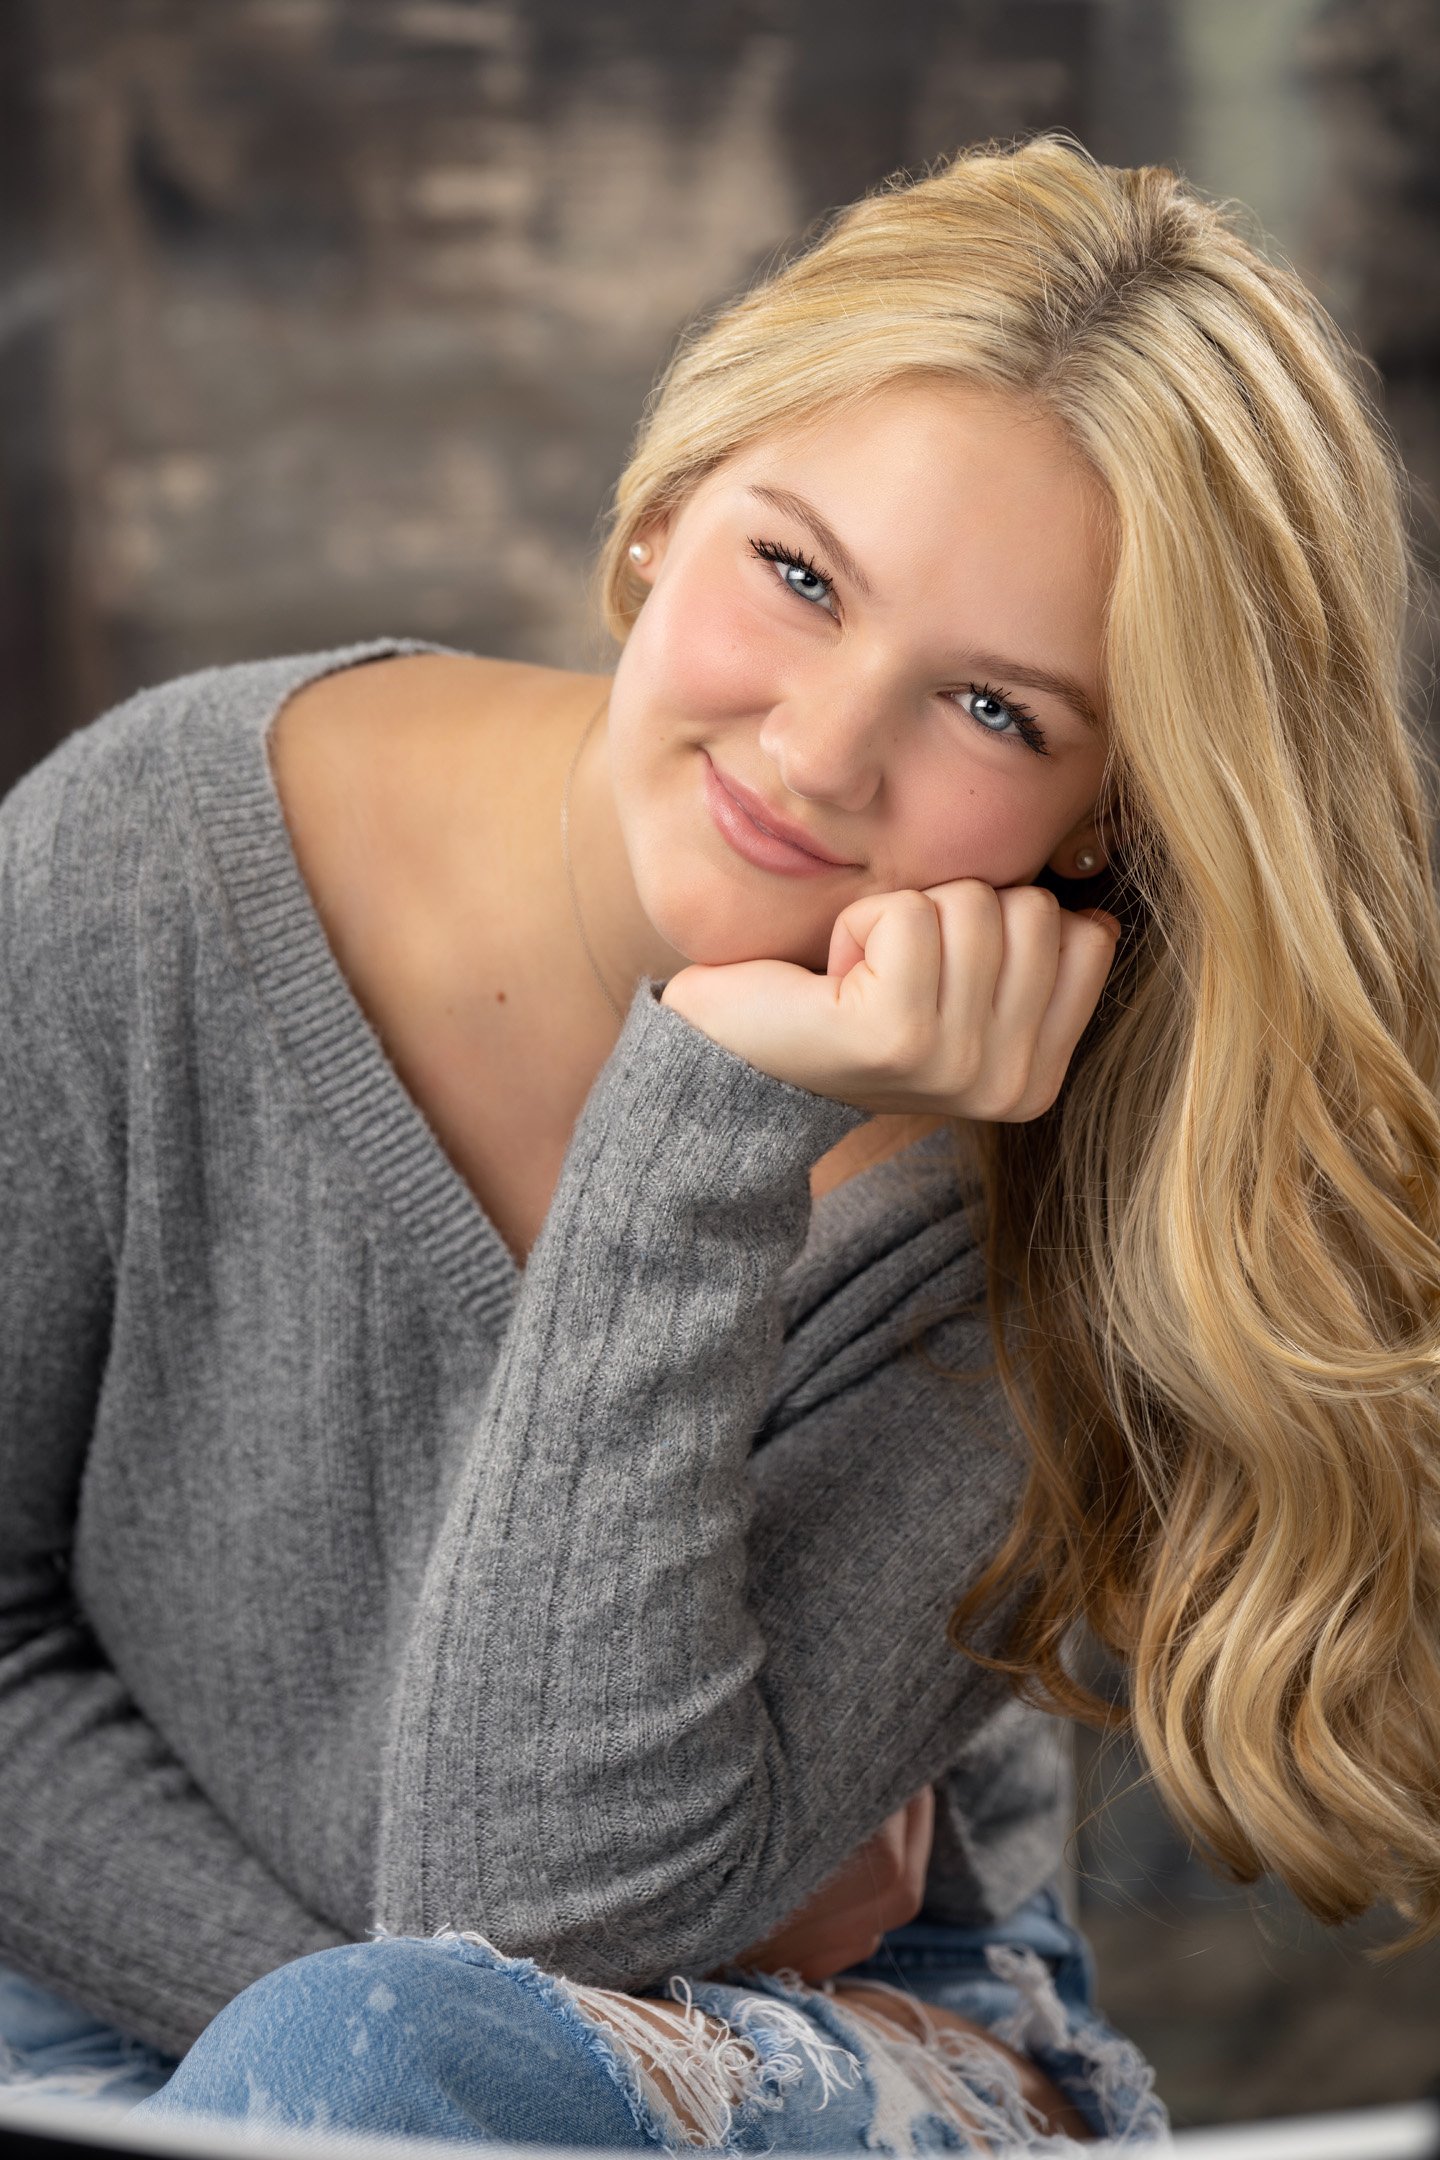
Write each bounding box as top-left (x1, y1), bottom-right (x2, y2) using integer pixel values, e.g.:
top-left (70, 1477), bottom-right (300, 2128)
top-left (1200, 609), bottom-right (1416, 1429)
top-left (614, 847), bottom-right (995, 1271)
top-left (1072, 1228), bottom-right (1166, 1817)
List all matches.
top-left (755, 681), bottom-right (889, 816)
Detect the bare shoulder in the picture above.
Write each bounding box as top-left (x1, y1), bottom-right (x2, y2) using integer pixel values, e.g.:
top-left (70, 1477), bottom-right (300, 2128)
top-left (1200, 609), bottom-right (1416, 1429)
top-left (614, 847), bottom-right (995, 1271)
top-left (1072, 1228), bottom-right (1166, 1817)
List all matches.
top-left (272, 650), bottom-right (579, 759)
top-left (268, 649), bottom-right (606, 855)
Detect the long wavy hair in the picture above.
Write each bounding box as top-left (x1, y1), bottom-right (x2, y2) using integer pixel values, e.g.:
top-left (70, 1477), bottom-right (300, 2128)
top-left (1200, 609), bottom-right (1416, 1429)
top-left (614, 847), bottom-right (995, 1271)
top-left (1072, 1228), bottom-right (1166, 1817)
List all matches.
top-left (592, 135), bottom-right (1440, 1946)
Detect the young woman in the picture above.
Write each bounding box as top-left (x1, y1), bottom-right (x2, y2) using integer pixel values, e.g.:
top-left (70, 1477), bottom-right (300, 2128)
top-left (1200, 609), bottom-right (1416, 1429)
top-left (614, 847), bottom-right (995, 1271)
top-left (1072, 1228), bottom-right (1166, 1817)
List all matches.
top-left (2, 131), bottom-right (1437, 2153)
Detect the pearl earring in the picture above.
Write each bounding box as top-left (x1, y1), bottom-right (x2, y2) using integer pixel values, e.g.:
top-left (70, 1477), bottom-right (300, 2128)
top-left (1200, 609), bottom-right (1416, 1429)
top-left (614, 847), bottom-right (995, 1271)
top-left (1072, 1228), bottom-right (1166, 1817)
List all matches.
top-left (628, 540), bottom-right (652, 565)
top-left (1075, 849), bottom-right (1100, 875)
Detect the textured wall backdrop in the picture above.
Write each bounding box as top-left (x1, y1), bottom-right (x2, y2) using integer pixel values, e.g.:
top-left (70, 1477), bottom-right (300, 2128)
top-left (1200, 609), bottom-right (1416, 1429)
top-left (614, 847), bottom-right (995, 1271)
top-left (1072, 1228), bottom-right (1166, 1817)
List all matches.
top-left (6, 0), bottom-right (1435, 794)
top-left (2, 0), bottom-right (1439, 2129)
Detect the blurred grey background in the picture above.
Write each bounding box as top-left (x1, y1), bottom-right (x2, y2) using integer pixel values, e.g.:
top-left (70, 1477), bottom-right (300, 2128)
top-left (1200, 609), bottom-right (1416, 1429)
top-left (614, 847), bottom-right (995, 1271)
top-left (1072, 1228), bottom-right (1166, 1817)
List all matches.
top-left (3, 0), bottom-right (1438, 2130)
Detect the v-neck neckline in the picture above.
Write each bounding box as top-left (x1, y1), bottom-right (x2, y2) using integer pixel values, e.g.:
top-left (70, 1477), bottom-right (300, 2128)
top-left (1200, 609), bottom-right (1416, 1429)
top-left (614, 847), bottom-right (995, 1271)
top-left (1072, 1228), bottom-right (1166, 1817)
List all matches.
top-left (173, 636), bottom-right (966, 1342)
top-left (175, 636), bottom-right (528, 1337)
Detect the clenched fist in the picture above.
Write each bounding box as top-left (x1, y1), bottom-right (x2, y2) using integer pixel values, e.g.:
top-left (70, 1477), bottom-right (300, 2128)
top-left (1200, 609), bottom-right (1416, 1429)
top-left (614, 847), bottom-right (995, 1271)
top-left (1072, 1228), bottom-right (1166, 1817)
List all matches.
top-left (661, 879), bottom-right (1120, 1122)
top-left (721, 1785), bottom-right (936, 1985)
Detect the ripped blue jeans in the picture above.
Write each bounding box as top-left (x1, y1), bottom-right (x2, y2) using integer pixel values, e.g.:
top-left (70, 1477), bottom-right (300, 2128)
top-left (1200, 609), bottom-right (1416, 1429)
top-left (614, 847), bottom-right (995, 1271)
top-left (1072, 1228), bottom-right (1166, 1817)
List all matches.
top-left (1, 1886), bottom-right (1168, 2152)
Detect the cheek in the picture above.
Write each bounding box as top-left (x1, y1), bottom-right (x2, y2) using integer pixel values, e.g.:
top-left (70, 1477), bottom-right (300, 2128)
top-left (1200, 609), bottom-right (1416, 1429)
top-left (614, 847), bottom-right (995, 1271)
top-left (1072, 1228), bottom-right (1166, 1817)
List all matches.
top-left (896, 759), bottom-right (1052, 890)
top-left (633, 571), bottom-right (780, 723)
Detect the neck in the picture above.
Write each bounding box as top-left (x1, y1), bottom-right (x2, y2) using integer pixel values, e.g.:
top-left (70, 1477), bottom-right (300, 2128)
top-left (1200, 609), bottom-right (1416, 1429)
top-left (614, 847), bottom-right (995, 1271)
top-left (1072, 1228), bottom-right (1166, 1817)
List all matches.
top-left (414, 665), bottom-right (682, 1046)
top-left (549, 678), bottom-right (688, 1016)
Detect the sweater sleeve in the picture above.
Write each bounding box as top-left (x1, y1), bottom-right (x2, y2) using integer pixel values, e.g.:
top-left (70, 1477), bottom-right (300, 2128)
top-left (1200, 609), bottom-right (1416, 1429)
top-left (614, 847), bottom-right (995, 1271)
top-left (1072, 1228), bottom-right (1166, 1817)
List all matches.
top-left (0, 759), bottom-right (350, 2061)
top-left (375, 976), bottom-right (1036, 1988)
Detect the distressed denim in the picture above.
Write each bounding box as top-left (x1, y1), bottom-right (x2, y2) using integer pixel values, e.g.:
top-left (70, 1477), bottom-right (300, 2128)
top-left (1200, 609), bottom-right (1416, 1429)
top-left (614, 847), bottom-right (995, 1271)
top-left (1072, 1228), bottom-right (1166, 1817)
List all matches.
top-left (0, 1965), bottom-right (181, 2107)
top-left (2, 1887), bottom-right (1167, 2152)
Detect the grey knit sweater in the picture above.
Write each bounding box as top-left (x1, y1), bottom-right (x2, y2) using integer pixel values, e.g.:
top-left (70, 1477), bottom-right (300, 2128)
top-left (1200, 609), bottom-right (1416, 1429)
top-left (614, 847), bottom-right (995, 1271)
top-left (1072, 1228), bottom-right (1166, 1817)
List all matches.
top-left (0, 638), bottom-right (1072, 2063)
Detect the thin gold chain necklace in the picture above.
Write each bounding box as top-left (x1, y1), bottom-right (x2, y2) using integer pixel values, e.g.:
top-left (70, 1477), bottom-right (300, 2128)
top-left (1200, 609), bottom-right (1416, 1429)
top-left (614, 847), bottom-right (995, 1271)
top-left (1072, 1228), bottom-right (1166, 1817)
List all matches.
top-left (559, 693), bottom-right (626, 1025)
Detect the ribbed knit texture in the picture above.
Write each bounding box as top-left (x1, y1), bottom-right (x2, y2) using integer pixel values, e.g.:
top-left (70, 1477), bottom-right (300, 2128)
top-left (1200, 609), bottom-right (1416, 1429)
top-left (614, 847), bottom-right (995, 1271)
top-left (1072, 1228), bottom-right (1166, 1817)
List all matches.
top-left (0, 640), bottom-right (1071, 2061)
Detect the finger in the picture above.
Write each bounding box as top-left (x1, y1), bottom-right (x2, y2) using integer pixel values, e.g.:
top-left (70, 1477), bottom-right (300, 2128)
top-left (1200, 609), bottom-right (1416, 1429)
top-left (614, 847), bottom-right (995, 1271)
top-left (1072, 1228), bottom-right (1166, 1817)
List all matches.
top-left (791, 1922), bottom-right (885, 1981)
top-left (890, 1788), bottom-right (933, 1924)
top-left (926, 877), bottom-right (1005, 1025)
top-left (988, 887), bottom-right (1063, 1041)
top-left (1023, 911), bottom-right (1121, 1113)
top-left (871, 1798), bottom-right (914, 1880)
top-left (902, 1784), bottom-right (936, 1897)
top-left (745, 1891), bottom-right (886, 1980)
top-left (833, 1823), bottom-right (903, 1947)
top-left (830, 889), bottom-right (945, 1053)
top-left (826, 907), bottom-right (869, 981)
top-left (750, 1797), bottom-right (923, 1977)
top-left (866, 1806), bottom-right (925, 1933)
top-left (787, 1938), bottom-right (883, 1986)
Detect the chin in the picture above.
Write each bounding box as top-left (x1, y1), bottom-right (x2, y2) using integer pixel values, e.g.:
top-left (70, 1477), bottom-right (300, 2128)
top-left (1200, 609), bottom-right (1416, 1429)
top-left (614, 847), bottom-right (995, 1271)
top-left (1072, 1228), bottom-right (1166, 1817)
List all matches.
top-left (639, 872), bottom-right (830, 975)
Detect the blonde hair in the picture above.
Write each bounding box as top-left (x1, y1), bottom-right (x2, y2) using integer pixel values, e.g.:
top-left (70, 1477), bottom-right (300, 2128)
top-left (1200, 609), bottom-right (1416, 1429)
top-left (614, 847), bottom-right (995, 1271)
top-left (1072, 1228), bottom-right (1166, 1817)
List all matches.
top-left (594, 135), bottom-right (1440, 1945)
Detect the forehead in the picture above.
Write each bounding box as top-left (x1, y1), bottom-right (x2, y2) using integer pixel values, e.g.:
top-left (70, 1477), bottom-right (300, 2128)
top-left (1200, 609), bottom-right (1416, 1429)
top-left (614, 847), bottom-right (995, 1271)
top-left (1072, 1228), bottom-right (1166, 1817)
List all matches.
top-left (704, 377), bottom-right (1114, 665)
top-left (726, 375), bottom-right (1107, 529)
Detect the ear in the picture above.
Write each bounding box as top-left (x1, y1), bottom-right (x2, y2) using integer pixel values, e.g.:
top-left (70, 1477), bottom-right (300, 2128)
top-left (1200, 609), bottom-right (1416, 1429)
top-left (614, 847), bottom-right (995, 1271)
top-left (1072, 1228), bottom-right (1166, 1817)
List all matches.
top-left (1045, 830), bottom-right (1107, 882)
top-left (1046, 785), bottom-right (1125, 882)
top-left (628, 511), bottom-right (674, 585)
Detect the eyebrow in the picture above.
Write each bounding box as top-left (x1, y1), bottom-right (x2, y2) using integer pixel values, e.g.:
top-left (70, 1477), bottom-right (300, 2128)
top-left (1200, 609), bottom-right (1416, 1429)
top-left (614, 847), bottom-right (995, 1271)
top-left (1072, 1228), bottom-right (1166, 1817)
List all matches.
top-left (746, 484), bottom-right (876, 598)
top-left (743, 481), bottom-right (1103, 734)
top-left (956, 651), bottom-right (1104, 734)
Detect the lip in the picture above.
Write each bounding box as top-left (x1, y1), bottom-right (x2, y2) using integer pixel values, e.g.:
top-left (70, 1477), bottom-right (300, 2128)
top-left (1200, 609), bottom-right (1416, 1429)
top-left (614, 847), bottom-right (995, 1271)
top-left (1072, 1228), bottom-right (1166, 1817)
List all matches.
top-left (702, 754), bottom-right (856, 877)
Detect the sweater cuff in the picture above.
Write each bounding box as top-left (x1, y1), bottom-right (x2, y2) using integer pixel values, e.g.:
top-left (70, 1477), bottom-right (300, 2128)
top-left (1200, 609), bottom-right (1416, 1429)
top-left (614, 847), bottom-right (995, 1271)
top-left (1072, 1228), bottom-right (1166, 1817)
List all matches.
top-left (520, 978), bottom-right (870, 1285)
top-left (619, 972), bottom-right (868, 1160)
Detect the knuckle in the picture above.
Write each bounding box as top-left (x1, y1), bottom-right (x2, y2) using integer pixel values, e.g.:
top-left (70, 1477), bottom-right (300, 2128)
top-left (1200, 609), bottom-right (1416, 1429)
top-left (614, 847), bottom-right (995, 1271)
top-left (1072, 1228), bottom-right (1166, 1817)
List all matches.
top-left (881, 1887), bottom-right (917, 1935)
top-left (870, 1848), bottom-right (904, 1895)
top-left (1034, 1058), bottom-right (1066, 1106)
top-left (1018, 883), bottom-right (1061, 914)
top-left (888, 888), bottom-right (936, 924)
top-left (1024, 1052), bottom-right (1067, 1109)
top-left (895, 1877), bottom-right (926, 1926)
top-left (991, 1053), bottom-right (1034, 1110)
top-left (999, 1078), bottom-right (1061, 1123)
top-left (878, 1018), bottom-right (932, 1076)
top-left (953, 1060), bottom-right (985, 1104)
top-left (947, 1036), bottom-right (985, 1092)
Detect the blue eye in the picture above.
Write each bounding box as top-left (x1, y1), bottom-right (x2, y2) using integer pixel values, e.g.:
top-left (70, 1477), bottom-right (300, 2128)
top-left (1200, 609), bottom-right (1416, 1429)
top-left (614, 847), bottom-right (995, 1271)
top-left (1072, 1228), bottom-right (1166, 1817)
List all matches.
top-left (955, 685), bottom-right (1050, 757)
top-left (749, 537), bottom-right (839, 616)
top-left (748, 536), bottom-right (1051, 758)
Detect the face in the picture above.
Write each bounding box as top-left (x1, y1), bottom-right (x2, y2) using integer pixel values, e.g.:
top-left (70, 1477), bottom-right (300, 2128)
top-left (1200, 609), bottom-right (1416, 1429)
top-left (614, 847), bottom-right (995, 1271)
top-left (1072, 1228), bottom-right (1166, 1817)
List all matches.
top-left (605, 374), bottom-right (1114, 972)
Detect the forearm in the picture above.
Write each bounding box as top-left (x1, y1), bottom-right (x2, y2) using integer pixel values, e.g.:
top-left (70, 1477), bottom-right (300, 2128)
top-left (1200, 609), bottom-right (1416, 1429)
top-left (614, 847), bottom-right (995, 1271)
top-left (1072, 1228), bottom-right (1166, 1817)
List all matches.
top-left (376, 981), bottom-right (1029, 1986)
top-left (376, 980), bottom-right (865, 1975)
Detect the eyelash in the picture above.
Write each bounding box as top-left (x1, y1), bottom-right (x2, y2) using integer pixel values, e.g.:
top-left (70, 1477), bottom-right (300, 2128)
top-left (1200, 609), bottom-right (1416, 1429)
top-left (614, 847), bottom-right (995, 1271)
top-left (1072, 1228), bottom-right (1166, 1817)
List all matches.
top-left (746, 535), bottom-right (1051, 757)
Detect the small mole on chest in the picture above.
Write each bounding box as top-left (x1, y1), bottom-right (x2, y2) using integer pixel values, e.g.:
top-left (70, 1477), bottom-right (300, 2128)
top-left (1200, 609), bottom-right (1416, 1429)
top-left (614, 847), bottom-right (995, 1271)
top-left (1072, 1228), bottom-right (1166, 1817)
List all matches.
top-left (495, 989), bottom-right (507, 1002)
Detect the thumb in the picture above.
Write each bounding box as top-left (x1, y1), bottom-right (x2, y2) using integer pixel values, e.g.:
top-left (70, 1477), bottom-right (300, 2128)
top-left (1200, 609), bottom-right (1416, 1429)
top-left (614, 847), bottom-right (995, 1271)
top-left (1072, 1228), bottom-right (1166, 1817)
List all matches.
top-left (903, 1784), bottom-right (936, 1880)
top-left (659, 955), bottom-right (843, 1081)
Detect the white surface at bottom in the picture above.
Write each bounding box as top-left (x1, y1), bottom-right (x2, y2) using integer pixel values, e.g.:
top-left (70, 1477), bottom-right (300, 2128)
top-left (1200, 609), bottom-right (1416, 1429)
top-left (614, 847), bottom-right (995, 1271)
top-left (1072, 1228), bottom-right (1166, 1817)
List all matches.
top-left (0, 2083), bottom-right (1436, 2160)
